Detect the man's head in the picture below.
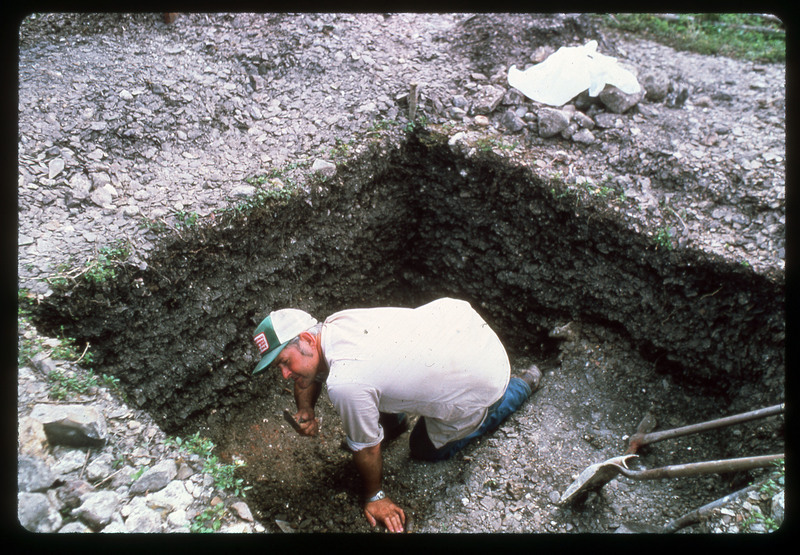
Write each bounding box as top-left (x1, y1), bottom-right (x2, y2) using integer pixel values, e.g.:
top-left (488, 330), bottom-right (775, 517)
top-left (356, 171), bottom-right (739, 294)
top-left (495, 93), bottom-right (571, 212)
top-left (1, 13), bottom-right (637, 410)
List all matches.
top-left (252, 308), bottom-right (318, 374)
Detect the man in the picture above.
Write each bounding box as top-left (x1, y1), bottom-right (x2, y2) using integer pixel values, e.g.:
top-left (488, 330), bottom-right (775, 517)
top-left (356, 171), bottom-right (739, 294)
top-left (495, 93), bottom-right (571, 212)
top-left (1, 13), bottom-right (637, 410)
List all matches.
top-left (252, 297), bottom-right (542, 533)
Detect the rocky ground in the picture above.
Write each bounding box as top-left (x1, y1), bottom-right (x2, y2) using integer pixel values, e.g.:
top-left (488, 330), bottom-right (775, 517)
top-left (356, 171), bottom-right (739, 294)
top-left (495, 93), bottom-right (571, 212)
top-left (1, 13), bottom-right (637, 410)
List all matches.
top-left (17, 13), bottom-right (785, 535)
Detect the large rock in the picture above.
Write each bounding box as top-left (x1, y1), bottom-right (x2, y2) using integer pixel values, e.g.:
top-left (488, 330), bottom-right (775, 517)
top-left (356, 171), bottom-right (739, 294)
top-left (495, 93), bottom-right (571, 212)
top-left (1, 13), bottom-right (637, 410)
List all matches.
top-left (18, 455), bottom-right (57, 493)
top-left (145, 479), bottom-right (194, 511)
top-left (75, 490), bottom-right (121, 530)
top-left (18, 417), bottom-right (50, 460)
top-left (125, 503), bottom-right (163, 533)
top-left (18, 492), bottom-right (63, 533)
top-left (30, 404), bottom-right (107, 448)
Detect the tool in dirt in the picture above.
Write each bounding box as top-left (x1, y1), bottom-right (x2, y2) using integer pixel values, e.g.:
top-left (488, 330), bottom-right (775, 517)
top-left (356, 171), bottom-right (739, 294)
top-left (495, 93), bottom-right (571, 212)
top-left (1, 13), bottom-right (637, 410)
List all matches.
top-left (616, 476), bottom-right (774, 533)
top-left (283, 409), bottom-right (307, 434)
top-left (560, 453), bottom-right (783, 505)
top-left (560, 403), bottom-right (785, 505)
top-left (625, 403), bottom-right (784, 454)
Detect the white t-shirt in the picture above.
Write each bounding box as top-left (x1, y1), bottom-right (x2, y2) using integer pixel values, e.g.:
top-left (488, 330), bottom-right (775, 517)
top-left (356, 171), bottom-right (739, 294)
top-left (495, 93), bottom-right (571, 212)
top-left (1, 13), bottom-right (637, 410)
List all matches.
top-left (322, 298), bottom-right (510, 450)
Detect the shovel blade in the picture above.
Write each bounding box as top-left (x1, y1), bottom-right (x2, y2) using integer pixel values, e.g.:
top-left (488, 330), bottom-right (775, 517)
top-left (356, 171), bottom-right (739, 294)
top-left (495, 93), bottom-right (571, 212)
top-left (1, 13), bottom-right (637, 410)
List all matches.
top-left (559, 454), bottom-right (638, 505)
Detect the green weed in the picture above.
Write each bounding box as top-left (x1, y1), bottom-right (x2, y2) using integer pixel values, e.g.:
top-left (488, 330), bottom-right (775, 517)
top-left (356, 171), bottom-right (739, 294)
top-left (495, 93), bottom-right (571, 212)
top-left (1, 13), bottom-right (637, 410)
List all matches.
top-left (167, 432), bottom-right (252, 499)
top-left (190, 502), bottom-right (227, 533)
top-left (47, 367), bottom-right (98, 400)
top-left (654, 226), bottom-right (675, 250)
top-left (82, 240), bottom-right (131, 284)
top-left (601, 13), bottom-right (784, 63)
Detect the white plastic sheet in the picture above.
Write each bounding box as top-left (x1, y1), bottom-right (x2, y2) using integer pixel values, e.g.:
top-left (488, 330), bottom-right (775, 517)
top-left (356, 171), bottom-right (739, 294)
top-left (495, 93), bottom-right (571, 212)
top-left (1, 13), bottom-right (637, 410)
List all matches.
top-left (507, 40), bottom-right (641, 107)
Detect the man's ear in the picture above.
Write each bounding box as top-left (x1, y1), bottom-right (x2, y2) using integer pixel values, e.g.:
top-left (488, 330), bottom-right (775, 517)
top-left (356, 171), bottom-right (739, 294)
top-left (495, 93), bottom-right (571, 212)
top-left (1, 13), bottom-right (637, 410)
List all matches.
top-left (297, 331), bottom-right (316, 347)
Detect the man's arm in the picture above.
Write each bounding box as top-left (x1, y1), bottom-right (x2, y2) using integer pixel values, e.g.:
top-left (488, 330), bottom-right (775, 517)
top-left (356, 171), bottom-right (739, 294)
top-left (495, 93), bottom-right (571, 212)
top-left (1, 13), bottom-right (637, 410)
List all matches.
top-left (353, 443), bottom-right (406, 533)
top-left (293, 379), bottom-right (322, 436)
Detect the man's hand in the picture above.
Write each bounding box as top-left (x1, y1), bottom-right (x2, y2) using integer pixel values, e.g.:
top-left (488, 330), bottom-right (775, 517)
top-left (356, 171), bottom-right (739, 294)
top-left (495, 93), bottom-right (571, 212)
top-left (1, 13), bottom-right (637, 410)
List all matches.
top-left (294, 408), bottom-right (319, 436)
top-left (364, 496), bottom-right (406, 533)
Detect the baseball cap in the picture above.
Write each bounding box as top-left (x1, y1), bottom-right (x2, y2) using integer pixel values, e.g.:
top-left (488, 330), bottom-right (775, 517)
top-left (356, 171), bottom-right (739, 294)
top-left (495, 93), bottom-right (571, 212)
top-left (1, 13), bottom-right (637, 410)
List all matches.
top-left (252, 309), bottom-right (318, 374)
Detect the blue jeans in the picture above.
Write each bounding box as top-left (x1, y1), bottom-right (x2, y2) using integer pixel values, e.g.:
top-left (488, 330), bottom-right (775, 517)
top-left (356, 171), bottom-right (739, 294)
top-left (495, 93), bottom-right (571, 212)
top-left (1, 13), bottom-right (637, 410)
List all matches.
top-left (409, 377), bottom-right (532, 461)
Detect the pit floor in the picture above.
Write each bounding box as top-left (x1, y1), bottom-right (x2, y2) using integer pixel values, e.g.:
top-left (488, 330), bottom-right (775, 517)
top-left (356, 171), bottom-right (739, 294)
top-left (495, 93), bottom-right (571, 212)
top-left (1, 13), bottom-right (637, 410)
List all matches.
top-left (205, 319), bottom-right (782, 533)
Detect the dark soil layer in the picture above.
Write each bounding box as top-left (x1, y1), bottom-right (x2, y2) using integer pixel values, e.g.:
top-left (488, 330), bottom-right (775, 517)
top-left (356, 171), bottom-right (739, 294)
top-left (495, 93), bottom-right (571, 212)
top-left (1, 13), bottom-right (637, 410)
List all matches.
top-left (32, 129), bottom-right (785, 532)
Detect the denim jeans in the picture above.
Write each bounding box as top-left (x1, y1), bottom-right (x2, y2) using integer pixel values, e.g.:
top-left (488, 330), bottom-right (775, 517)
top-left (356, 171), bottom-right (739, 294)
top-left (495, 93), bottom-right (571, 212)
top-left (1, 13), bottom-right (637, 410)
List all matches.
top-left (408, 377), bottom-right (532, 461)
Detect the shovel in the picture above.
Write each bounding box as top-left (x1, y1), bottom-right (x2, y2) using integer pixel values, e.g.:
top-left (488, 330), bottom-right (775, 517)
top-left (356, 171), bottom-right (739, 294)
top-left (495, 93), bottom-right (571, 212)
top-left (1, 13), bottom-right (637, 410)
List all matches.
top-left (559, 403), bottom-right (785, 505)
top-left (625, 403), bottom-right (784, 454)
top-left (560, 453), bottom-right (783, 505)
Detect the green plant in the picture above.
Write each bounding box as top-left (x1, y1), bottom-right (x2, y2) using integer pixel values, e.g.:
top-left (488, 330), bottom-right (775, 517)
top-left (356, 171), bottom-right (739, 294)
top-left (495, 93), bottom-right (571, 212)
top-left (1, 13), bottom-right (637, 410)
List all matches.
top-left (740, 508), bottom-right (779, 532)
top-left (190, 502), bottom-right (227, 533)
top-left (83, 240), bottom-right (130, 284)
top-left (168, 432), bottom-right (252, 499)
top-left (329, 137), bottom-right (353, 159)
top-left (654, 226), bottom-right (675, 250)
top-left (174, 210), bottom-right (200, 229)
top-left (131, 467), bottom-right (146, 481)
top-left (760, 458), bottom-right (785, 496)
top-left (138, 216), bottom-right (168, 233)
top-left (600, 13), bottom-right (784, 63)
top-left (46, 367), bottom-right (99, 400)
top-left (405, 114), bottom-right (429, 132)
top-left (367, 118), bottom-right (400, 136)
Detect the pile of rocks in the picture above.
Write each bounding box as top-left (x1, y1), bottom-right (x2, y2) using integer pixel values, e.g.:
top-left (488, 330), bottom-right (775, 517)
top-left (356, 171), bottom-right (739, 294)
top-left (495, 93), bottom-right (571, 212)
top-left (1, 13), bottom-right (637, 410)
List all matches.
top-left (17, 321), bottom-right (263, 533)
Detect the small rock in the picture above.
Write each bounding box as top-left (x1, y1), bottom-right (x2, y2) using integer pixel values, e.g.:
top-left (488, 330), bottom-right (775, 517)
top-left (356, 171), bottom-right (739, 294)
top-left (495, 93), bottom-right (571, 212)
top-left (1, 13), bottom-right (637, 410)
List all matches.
top-left (18, 417), bottom-right (49, 460)
top-left (101, 521), bottom-right (130, 533)
top-left (537, 107), bottom-right (570, 138)
top-left (121, 205), bottom-right (140, 218)
top-left (57, 479), bottom-right (96, 508)
top-left (593, 112), bottom-right (621, 129)
top-left (85, 453), bottom-right (115, 482)
top-left (230, 184), bottom-right (256, 199)
top-left (75, 490), bottom-right (121, 530)
top-left (231, 501), bottom-right (254, 522)
top-left (119, 90), bottom-right (134, 101)
top-left (51, 448), bottom-right (87, 476)
top-left (473, 115), bottom-right (490, 126)
top-left (771, 490), bottom-right (784, 524)
top-left (640, 70), bottom-right (670, 102)
top-left (572, 128), bottom-right (596, 144)
top-left (572, 111), bottom-right (595, 129)
top-left (130, 459), bottom-right (178, 495)
top-left (472, 84), bottom-right (506, 115)
top-left (68, 172), bottom-right (92, 200)
top-left (59, 521), bottom-right (92, 533)
top-left (500, 109), bottom-right (525, 132)
top-left (598, 84), bottom-right (644, 114)
top-left (48, 158), bottom-right (65, 179)
top-left (311, 159), bottom-right (336, 178)
top-left (90, 185), bottom-right (115, 209)
top-left (452, 94), bottom-right (469, 109)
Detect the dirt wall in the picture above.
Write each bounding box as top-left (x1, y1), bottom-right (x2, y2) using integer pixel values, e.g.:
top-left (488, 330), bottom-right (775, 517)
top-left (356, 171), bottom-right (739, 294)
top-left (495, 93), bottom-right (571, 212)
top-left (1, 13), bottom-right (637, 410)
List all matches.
top-left (33, 130), bottom-right (785, 434)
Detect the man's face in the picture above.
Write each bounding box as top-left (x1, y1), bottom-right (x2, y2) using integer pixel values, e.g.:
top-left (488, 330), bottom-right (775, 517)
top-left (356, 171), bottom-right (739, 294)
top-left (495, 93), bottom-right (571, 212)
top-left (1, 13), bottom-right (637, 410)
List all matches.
top-left (272, 336), bottom-right (319, 388)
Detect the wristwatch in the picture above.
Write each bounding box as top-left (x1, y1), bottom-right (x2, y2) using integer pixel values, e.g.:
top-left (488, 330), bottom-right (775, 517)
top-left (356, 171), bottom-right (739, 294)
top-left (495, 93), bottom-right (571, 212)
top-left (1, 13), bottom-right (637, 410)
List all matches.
top-left (366, 490), bottom-right (386, 503)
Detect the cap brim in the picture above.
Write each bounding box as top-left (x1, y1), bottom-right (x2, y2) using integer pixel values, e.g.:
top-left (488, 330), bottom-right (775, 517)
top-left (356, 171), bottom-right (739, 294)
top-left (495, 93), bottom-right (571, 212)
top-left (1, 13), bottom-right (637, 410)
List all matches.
top-left (253, 341), bottom-right (290, 374)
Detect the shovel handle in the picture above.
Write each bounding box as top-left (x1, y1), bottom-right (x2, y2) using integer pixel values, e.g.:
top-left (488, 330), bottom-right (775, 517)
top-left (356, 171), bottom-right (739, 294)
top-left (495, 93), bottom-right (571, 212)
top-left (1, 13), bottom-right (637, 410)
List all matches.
top-left (617, 453), bottom-right (783, 480)
top-left (631, 403), bottom-right (783, 451)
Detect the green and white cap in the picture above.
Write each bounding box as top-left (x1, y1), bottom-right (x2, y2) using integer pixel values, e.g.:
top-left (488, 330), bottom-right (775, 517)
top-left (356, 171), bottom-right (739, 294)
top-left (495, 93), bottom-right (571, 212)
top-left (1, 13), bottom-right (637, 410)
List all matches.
top-left (252, 309), bottom-right (318, 374)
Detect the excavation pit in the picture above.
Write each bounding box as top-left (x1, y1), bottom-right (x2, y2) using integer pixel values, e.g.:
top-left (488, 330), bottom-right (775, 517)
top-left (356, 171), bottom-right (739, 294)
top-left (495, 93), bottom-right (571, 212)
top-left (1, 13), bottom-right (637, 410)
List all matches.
top-left (33, 130), bottom-right (785, 532)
